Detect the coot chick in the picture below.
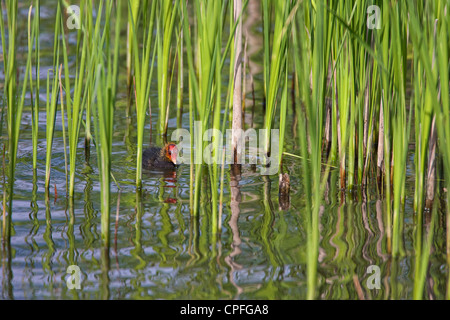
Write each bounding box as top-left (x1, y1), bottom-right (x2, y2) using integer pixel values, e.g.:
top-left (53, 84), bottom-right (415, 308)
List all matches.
top-left (142, 143), bottom-right (178, 169)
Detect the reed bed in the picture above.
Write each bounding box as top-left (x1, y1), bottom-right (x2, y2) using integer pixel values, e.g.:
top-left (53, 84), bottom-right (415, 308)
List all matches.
top-left (0, 0), bottom-right (449, 299)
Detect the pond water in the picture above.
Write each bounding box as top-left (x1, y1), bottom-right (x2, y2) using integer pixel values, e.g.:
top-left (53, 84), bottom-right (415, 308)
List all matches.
top-left (0, 1), bottom-right (448, 300)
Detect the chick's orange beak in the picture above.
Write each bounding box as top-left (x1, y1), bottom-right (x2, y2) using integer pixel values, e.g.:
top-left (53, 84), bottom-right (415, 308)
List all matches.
top-left (171, 147), bottom-right (178, 165)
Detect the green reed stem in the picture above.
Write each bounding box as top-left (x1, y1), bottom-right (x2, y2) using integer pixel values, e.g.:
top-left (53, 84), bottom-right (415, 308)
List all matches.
top-left (129, 0), bottom-right (157, 188)
top-left (29, 1), bottom-right (40, 171)
top-left (157, 0), bottom-right (178, 138)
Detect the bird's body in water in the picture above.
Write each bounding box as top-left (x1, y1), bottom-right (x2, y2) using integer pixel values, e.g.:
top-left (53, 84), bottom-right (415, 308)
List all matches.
top-left (142, 143), bottom-right (178, 169)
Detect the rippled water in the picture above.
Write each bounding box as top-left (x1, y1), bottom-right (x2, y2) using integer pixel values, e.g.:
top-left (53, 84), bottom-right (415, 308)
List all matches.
top-left (1, 1), bottom-right (449, 300)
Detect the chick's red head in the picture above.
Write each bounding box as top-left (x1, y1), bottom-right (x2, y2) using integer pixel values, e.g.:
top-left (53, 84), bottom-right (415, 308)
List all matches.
top-left (165, 143), bottom-right (178, 165)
